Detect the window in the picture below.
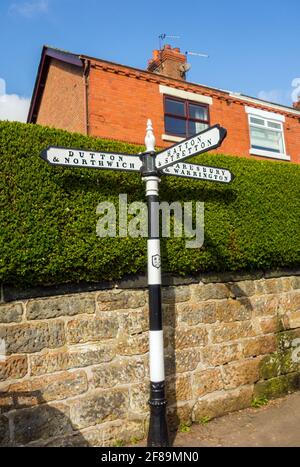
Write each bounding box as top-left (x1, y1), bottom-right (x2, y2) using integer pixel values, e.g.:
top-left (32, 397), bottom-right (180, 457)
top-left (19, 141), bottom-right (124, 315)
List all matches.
top-left (249, 116), bottom-right (285, 154)
top-left (164, 96), bottom-right (209, 138)
top-left (245, 106), bottom-right (290, 161)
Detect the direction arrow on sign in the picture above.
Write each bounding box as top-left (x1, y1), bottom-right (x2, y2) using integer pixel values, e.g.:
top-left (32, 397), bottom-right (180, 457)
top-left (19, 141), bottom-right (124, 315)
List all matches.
top-left (155, 124), bottom-right (227, 170)
top-left (161, 162), bottom-right (233, 183)
top-left (41, 146), bottom-right (142, 173)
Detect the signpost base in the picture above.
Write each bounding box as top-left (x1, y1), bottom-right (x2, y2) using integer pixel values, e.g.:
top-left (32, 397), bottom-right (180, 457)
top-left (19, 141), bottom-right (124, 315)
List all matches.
top-left (148, 382), bottom-right (169, 447)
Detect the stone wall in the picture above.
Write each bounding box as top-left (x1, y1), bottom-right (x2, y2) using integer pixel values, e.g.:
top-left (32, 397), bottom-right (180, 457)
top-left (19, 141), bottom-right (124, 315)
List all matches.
top-left (0, 274), bottom-right (300, 446)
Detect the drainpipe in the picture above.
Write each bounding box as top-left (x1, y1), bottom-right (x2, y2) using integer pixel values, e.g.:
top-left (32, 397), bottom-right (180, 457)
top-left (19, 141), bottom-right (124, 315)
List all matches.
top-left (81, 57), bottom-right (90, 136)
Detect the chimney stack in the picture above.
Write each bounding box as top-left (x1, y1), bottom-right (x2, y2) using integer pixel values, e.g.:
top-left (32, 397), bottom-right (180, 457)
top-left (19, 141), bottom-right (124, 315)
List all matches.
top-left (147, 45), bottom-right (187, 81)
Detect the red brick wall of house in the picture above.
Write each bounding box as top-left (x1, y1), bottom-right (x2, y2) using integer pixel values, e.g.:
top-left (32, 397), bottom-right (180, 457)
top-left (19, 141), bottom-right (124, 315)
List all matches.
top-left (87, 60), bottom-right (300, 163)
top-left (35, 57), bottom-right (300, 164)
top-left (37, 58), bottom-right (86, 135)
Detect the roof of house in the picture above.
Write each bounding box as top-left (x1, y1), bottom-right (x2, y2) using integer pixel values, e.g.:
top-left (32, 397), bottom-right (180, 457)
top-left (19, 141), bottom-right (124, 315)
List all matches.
top-left (27, 46), bottom-right (300, 124)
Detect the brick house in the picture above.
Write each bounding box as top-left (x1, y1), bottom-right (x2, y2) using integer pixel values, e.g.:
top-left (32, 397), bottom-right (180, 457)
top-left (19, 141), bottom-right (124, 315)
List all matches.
top-left (27, 45), bottom-right (300, 163)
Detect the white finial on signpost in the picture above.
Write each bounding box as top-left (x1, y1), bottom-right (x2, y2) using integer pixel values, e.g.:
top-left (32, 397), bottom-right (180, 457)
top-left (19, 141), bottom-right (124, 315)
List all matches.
top-left (145, 119), bottom-right (156, 152)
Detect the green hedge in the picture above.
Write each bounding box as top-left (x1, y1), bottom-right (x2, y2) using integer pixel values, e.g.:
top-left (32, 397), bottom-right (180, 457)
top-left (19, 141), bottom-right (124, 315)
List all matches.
top-left (1, 121), bottom-right (300, 287)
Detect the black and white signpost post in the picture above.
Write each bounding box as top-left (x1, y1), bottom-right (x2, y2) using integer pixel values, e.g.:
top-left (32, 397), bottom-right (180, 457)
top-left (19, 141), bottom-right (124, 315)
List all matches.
top-left (141, 121), bottom-right (168, 446)
top-left (41, 119), bottom-right (231, 448)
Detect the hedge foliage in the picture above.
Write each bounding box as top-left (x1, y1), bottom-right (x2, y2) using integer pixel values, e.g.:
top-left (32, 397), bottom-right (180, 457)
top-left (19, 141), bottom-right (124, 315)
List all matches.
top-left (1, 121), bottom-right (300, 287)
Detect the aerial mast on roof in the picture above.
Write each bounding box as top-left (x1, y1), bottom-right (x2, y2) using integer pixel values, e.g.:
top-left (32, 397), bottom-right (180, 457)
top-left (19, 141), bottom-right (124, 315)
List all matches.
top-left (158, 33), bottom-right (180, 50)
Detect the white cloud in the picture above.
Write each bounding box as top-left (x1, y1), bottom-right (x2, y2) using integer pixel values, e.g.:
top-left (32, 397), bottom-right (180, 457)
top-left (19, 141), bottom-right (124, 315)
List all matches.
top-left (0, 78), bottom-right (30, 123)
top-left (257, 89), bottom-right (292, 107)
top-left (9, 0), bottom-right (49, 18)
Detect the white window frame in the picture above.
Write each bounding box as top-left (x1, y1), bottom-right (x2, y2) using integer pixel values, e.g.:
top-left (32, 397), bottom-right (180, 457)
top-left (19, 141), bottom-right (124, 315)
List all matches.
top-left (245, 106), bottom-right (290, 161)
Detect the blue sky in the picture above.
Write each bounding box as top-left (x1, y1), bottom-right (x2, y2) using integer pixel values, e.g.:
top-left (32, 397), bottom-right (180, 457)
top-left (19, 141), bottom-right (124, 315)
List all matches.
top-left (0, 0), bottom-right (299, 121)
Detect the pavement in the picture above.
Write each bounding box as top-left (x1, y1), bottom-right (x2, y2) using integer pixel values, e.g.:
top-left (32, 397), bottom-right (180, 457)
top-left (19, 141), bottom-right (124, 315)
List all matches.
top-left (137, 392), bottom-right (300, 447)
top-left (175, 392), bottom-right (300, 447)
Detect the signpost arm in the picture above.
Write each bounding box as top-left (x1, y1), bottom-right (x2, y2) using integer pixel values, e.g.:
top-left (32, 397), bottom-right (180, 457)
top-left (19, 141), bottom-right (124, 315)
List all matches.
top-left (142, 120), bottom-right (169, 447)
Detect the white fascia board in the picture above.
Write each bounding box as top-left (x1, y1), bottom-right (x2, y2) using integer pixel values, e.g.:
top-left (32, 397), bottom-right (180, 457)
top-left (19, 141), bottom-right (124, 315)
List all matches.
top-left (159, 85), bottom-right (213, 105)
top-left (245, 106), bottom-right (285, 122)
top-left (235, 93), bottom-right (300, 117)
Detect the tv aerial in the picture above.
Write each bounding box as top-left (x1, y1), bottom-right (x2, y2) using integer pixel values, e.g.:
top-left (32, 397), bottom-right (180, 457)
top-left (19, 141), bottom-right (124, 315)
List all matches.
top-left (186, 51), bottom-right (209, 58)
top-left (158, 33), bottom-right (180, 50)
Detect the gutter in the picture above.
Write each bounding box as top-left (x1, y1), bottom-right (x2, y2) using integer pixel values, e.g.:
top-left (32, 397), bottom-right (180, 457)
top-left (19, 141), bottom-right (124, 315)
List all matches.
top-left (81, 57), bottom-right (91, 136)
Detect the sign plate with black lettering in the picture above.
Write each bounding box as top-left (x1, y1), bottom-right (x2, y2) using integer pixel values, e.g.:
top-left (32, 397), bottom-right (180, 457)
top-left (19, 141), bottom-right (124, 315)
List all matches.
top-left (162, 162), bottom-right (233, 183)
top-left (41, 147), bottom-right (142, 172)
top-left (155, 125), bottom-right (227, 170)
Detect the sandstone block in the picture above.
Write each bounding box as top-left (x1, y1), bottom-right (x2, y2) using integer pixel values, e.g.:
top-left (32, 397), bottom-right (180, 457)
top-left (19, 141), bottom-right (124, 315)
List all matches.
top-left (118, 308), bottom-right (148, 336)
top-left (201, 343), bottom-right (242, 366)
top-left (162, 304), bottom-right (178, 327)
top-left (259, 353), bottom-right (281, 380)
top-left (97, 289), bottom-right (146, 311)
top-left (0, 355), bottom-right (28, 382)
top-left (192, 385), bottom-right (253, 422)
top-left (92, 358), bottom-right (145, 388)
top-left (177, 301), bottom-right (217, 325)
top-left (117, 333), bottom-right (148, 356)
top-left (255, 278), bottom-right (287, 295)
top-left (279, 290), bottom-right (300, 314)
top-left (69, 389), bottom-right (129, 429)
top-left (79, 419), bottom-right (146, 447)
top-left (26, 294), bottom-right (95, 320)
top-left (216, 298), bottom-right (251, 322)
top-left (175, 326), bottom-right (208, 350)
top-left (162, 286), bottom-right (191, 304)
top-left (41, 432), bottom-right (90, 447)
top-left (30, 343), bottom-right (116, 376)
top-left (222, 357), bottom-right (262, 389)
top-left (166, 374), bottom-right (193, 404)
top-left (1, 371), bottom-right (88, 412)
top-left (0, 415), bottom-right (10, 446)
top-left (258, 316), bottom-right (280, 334)
top-left (250, 294), bottom-right (280, 317)
top-left (130, 382), bottom-right (149, 415)
top-left (226, 281), bottom-right (255, 298)
top-left (165, 348), bottom-right (201, 375)
top-left (283, 311), bottom-right (300, 330)
top-left (191, 368), bottom-right (223, 398)
top-left (0, 321), bottom-right (65, 355)
top-left (290, 276), bottom-right (300, 290)
top-left (210, 321), bottom-right (256, 344)
top-left (167, 403), bottom-right (192, 431)
top-left (281, 349), bottom-right (300, 375)
top-left (241, 335), bottom-right (277, 358)
top-left (277, 329), bottom-right (300, 351)
top-left (12, 403), bottom-right (72, 445)
top-left (0, 303), bottom-right (23, 323)
top-left (254, 372), bottom-right (300, 400)
top-left (66, 316), bottom-right (118, 344)
top-left (192, 283), bottom-right (231, 301)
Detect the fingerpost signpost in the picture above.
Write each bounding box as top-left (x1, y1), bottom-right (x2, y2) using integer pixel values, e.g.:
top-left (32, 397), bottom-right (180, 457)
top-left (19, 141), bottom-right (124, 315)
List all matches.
top-left (41, 120), bottom-right (232, 447)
